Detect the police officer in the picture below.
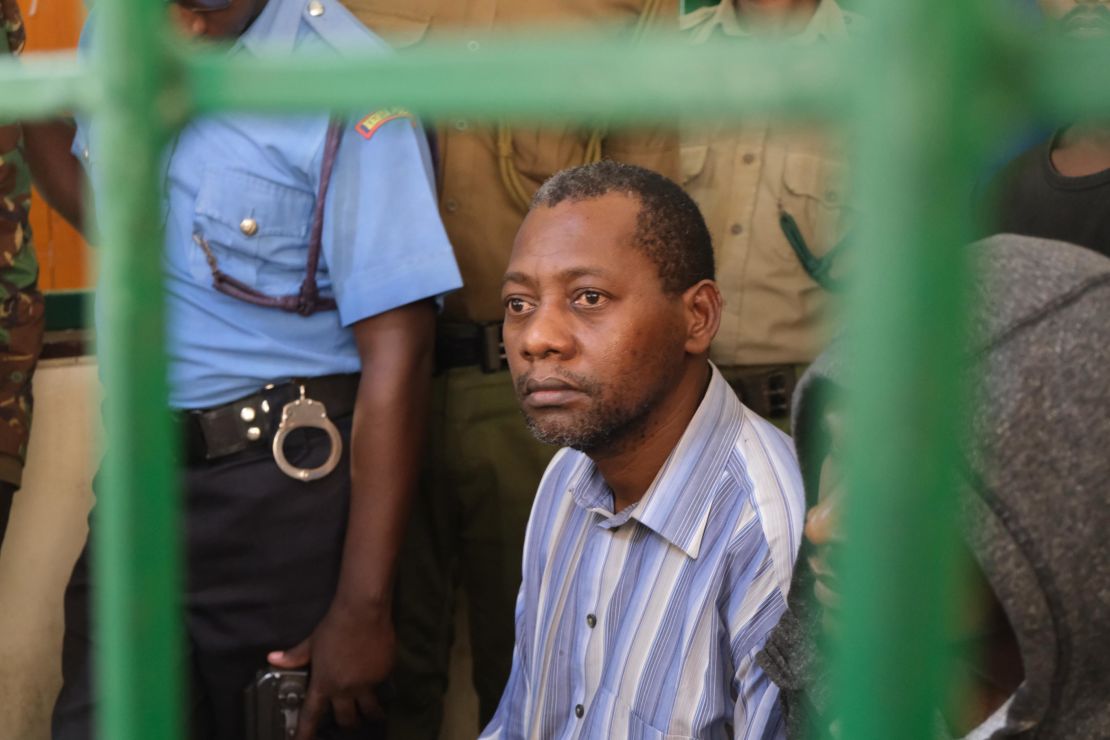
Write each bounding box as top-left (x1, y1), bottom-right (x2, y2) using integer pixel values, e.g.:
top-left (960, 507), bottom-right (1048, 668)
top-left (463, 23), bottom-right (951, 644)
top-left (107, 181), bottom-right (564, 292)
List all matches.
top-left (0, 0), bottom-right (46, 549)
top-left (25, 0), bottom-right (463, 738)
top-left (680, 0), bottom-right (859, 430)
top-left (335, 1), bottom-right (679, 736)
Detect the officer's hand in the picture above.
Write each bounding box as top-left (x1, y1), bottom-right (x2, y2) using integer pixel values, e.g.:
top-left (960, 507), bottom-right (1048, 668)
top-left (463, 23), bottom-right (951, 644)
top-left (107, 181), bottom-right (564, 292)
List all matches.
top-left (268, 599), bottom-right (395, 740)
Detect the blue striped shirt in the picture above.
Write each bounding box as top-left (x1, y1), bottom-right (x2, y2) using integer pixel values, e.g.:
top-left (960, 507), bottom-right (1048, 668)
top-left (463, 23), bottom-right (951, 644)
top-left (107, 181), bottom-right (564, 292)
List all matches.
top-left (481, 364), bottom-right (806, 740)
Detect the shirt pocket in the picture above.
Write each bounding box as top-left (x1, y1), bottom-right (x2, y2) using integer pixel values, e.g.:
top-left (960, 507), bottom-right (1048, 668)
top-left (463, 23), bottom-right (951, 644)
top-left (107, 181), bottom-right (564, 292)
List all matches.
top-left (339, 2), bottom-right (432, 47)
top-left (592, 688), bottom-right (696, 740)
top-left (190, 167), bottom-right (315, 295)
top-left (779, 147), bottom-right (850, 263)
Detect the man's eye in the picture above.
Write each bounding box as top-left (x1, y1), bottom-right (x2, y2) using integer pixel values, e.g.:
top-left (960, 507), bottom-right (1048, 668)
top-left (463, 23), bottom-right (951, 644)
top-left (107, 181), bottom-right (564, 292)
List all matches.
top-left (574, 291), bottom-right (607, 307)
top-left (506, 297), bottom-right (533, 314)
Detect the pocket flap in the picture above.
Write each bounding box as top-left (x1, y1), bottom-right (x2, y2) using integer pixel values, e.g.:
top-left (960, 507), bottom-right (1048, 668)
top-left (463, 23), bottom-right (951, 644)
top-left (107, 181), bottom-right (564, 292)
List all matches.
top-left (782, 150), bottom-right (848, 208)
top-left (195, 168), bottom-right (314, 239)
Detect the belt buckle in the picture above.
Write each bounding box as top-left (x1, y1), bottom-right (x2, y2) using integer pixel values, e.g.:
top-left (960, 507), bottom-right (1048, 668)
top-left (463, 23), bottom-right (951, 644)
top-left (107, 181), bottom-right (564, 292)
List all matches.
top-left (272, 384), bottom-right (343, 482)
top-left (480, 322), bottom-right (507, 374)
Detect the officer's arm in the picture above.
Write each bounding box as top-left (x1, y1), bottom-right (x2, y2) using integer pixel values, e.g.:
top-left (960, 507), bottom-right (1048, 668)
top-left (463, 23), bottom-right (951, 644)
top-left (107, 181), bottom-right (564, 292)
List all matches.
top-left (277, 296), bottom-right (436, 740)
top-left (21, 120), bottom-right (85, 232)
top-left (342, 295), bottom-right (435, 621)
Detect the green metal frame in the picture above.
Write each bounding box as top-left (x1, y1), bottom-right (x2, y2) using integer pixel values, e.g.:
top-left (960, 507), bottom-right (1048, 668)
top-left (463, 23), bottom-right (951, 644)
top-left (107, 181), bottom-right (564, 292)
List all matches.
top-left (1, 1), bottom-right (1108, 738)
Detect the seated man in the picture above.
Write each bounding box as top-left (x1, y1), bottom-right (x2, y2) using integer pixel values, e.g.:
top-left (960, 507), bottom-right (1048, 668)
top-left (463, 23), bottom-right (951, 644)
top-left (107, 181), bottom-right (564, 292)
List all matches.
top-left (757, 235), bottom-right (1110, 738)
top-left (483, 161), bottom-right (806, 739)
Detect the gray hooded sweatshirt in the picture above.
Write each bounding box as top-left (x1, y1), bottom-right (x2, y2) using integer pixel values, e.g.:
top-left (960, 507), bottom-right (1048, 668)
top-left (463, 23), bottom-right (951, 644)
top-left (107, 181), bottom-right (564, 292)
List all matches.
top-left (756, 235), bottom-right (1110, 739)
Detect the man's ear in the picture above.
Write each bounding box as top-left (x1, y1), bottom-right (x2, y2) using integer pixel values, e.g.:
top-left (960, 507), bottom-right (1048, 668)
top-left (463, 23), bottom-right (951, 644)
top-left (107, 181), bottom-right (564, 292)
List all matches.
top-left (682, 279), bottom-right (722, 355)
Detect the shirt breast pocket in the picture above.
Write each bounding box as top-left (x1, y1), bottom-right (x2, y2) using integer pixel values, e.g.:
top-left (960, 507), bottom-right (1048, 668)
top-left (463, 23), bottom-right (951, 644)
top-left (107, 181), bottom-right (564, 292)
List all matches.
top-left (592, 688), bottom-right (695, 740)
top-left (779, 147), bottom-right (850, 264)
top-left (191, 167), bottom-right (315, 295)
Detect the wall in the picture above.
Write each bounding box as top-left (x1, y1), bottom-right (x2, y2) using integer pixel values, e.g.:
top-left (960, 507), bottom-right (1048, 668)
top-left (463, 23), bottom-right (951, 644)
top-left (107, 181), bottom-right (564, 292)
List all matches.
top-left (0, 358), bottom-right (98, 740)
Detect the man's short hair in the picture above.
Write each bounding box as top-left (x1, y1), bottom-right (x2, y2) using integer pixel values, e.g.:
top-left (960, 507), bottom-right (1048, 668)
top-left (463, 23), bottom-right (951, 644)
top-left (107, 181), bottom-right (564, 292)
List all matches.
top-left (531, 161), bottom-right (715, 294)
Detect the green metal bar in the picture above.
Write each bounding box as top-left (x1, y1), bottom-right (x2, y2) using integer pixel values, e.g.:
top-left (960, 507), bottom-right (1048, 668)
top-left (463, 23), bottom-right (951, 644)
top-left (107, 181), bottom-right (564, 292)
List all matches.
top-left (836, 1), bottom-right (988, 737)
top-left (184, 34), bottom-right (852, 121)
top-left (1031, 36), bottom-right (1110, 119)
top-left (90, 0), bottom-right (183, 738)
top-left (1, 2), bottom-right (1107, 737)
top-left (3, 29), bottom-right (1110, 122)
top-left (0, 54), bottom-right (93, 120)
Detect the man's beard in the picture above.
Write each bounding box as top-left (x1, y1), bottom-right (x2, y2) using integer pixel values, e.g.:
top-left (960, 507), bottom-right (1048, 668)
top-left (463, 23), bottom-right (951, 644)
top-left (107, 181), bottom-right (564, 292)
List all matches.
top-left (516, 363), bottom-right (684, 455)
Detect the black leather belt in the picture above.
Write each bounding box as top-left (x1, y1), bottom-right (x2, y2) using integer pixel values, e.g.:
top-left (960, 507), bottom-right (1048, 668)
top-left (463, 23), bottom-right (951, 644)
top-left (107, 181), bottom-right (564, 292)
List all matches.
top-left (435, 321), bottom-right (507, 374)
top-left (178, 373), bottom-right (359, 465)
top-left (719, 364), bottom-right (800, 420)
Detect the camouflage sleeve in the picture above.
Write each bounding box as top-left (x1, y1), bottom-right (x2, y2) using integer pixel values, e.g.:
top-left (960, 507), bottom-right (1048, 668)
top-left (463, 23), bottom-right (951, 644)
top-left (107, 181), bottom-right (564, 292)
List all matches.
top-left (0, 1), bottom-right (46, 487)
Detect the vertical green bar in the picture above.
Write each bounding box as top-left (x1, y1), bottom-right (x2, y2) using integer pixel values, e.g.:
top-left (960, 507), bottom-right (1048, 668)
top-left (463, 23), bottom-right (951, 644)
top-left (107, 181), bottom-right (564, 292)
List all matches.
top-left (835, 1), bottom-right (982, 737)
top-left (92, 0), bottom-right (182, 737)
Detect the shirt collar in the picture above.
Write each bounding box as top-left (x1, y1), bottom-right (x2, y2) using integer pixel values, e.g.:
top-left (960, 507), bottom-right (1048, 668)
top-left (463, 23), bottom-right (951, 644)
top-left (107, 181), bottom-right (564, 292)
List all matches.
top-left (238, 0), bottom-right (303, 56)
top-left (570, 363), bottom-right (746, 559)
top-left (681, 0), bottom-right (851, 44)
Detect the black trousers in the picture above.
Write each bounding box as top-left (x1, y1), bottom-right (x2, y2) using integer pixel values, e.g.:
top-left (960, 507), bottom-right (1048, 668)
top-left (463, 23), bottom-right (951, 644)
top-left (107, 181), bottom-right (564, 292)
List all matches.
top-left (52, 416), bottom-right (382, 740)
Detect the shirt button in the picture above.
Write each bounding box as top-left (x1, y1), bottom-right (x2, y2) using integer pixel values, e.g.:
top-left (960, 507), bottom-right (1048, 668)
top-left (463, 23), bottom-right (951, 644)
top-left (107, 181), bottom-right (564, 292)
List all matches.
top-left (825, 190), bottom-right (840, 204)
top-left (444, 198), bottom-right (459, 213)
top-left (307, 0), bottom-right (325, 16)
top-left (82, 148), bottom-right (90, 162)
top-left (574, 704), bottom-right (584, 719)
top-left (467, 40), bottom-right (481, 52)
top-left (586, 614), bottom-right (596, 628)
top-left (742, 152), bottom-right (756, 164)
top-left (730, 223), bottom-right (744, 236)
top-left (239, 217), bottom-right (259, 236)
top-left (454, 119), bottom-right (469, 132)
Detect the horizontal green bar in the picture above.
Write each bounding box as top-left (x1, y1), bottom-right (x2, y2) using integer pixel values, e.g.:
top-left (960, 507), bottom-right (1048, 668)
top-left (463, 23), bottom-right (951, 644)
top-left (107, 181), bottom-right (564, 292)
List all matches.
top-left (1029, 36), bottom-right (1110, 120)
top-left (0, 53), bottom-right (95, 120)
top-left (3, 30), bottom-right (1110, 125)
top-left (185, 33), bottom-right (852, 122)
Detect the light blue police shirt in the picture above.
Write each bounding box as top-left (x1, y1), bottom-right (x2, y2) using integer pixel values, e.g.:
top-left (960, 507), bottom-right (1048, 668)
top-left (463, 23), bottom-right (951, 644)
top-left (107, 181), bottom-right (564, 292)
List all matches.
top-left (74, 0), bottom-right (462, 409)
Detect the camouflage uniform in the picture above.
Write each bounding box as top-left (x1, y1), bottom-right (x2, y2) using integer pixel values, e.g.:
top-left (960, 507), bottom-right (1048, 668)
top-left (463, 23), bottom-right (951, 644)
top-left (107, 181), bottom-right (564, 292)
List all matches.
top-left (0, 0), bottom-right (45, 489)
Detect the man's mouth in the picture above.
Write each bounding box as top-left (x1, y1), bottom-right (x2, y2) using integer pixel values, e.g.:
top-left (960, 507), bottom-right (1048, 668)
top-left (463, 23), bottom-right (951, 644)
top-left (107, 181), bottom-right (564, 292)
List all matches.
top-left (522, 377), bottom-right (586, 408)
top-left (1062, 8), bottom-right (1110, 39)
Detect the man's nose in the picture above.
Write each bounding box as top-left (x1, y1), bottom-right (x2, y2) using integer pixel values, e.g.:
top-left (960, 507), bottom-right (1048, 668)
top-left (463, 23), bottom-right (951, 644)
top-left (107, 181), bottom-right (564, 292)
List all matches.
top-left (516, 303), bottom-right (575, 362)
top-left (803, 496), bottom-right (840, 547)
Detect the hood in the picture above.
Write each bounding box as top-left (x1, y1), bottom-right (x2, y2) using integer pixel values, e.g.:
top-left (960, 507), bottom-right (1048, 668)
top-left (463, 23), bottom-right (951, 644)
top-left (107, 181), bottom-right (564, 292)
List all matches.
top-left (959, 235), bottom-right (1110, 737)
top-left (759, 235), bottom-right (1110, 739)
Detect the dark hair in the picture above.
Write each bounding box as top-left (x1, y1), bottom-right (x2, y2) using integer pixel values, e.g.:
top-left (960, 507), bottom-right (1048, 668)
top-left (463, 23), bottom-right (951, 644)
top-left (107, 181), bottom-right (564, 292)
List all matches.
top-left (531, 160), bottom-right (715, 294)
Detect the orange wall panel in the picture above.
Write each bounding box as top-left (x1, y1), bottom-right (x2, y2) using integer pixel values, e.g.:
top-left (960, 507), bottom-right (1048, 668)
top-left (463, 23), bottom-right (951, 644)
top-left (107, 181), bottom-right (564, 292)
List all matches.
top-left (20, 0), bottom-right (91, 291)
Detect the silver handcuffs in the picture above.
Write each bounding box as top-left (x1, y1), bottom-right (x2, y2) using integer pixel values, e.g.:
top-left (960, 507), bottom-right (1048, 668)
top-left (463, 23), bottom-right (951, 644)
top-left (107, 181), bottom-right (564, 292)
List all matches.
top-left (271, 385), bottom-right (342, 482)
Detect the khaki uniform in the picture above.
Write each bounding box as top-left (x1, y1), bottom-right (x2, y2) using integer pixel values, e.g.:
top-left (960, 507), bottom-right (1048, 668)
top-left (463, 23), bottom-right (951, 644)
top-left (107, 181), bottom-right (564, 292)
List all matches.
top-left (339, 1), bottom-right (679, 736)
top-left (344, 0), bottom-right (679, 322)
top-left (0, 0), bottom-right (45, 493)
top-left (681, 0), bottom-right (856, 424)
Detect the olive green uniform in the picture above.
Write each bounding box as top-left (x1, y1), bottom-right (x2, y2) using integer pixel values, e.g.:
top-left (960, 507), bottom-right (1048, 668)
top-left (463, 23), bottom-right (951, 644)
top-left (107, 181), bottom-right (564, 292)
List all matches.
top-left (0, 0), bottom-right (46, 543)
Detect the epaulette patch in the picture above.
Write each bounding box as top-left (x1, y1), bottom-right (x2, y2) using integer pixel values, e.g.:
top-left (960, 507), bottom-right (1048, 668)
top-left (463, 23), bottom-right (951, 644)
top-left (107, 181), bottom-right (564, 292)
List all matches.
top-left (355, 108), bottom-right (414, 140)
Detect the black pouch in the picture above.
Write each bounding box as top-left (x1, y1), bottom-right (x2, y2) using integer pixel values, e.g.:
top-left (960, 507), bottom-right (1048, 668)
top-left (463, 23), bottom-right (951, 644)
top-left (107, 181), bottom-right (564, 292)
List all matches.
top-left (245, 668), bottom-right (308, 740)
